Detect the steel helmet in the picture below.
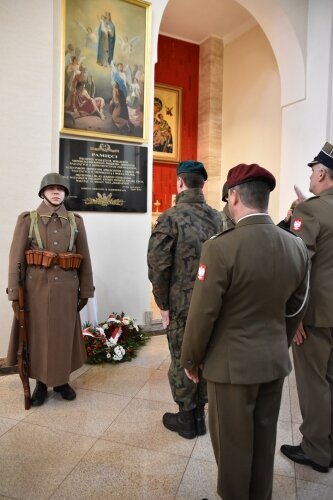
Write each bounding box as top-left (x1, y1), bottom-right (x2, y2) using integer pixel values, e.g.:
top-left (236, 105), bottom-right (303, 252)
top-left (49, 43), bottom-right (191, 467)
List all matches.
top-left (38, 173), bottom-right (70, 198)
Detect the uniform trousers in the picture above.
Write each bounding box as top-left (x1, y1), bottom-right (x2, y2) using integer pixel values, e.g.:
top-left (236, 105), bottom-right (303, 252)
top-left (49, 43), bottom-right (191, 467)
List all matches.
top-left (292, 325), bottom-right (333, 466)
top-left (167, 320), bottom-right (207, 411)
top-left (207, 377), bottom-right (284, 500)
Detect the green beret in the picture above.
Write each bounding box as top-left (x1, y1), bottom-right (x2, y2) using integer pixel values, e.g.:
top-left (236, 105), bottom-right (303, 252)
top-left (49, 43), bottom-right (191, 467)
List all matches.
top-left (177, 160), bottom-right (207, 181)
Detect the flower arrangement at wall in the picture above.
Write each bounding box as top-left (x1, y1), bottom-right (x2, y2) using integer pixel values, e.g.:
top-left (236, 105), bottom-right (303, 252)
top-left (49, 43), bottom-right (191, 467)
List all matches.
top-left (82, 313), bottom-right (150, 364)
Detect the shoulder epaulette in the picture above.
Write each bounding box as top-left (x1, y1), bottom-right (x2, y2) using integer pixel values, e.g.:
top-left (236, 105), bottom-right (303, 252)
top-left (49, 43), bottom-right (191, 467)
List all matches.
top-left (210, 227), bottom-right (234, 239)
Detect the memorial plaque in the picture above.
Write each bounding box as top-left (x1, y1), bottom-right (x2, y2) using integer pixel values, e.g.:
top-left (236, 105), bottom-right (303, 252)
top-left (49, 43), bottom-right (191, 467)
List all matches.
top-left (59, 138), bottom-right (147, 212)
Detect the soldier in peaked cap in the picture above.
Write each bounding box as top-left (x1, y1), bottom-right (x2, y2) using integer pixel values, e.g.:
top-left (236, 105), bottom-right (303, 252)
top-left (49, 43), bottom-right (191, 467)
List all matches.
top-left (281, 142), bottom-right (333, 472)
top-left (220, 182), bottom-right (235, 232)
top-left (147, 160), bottom-right (223, 439)
top-left (6, 173), bottom-right (95, 406)
top-left (181, 163), bottom-right (310, 499)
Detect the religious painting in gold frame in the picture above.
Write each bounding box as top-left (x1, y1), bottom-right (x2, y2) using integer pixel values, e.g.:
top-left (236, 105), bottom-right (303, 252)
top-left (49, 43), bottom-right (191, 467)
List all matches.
top-left (60, 0), bottom-right (151, 143)
top-left (153, 84), bottom-right (182, 163)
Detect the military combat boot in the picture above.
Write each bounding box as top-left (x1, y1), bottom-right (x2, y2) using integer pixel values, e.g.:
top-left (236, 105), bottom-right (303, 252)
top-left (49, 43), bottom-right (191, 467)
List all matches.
top-left (31, 381), bottom-right (48, 406)
top-left (162, 407), bottom-right (196, 439)
top-left (194, 403), bottom-right (206, 435)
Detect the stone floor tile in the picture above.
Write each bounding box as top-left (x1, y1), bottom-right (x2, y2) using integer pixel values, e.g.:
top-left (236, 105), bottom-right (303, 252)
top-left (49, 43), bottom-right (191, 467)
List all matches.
top-left (0, 421), bottom-right (95, 500)
top-left (176, 457), bottom-right (219, 500)
top-left (129, 345), bottom-right (170, 369)
top-left (103, 397), bottom-right (196, 456)
top-left (0, 416), bottom-right (18, 437)
top-left (74, 363), bottom-right (155, 397)
top-left (23, 386), bottom-right (130, 437)
top-left (275, 419), bottom-right (296, 478)
top-left (191, 423), bottom-right (216, 463)
top-left (51, 439), bottom-right (188, 500)
top-left (0, 375), bottom-right (36, 420)
top-left (272, 474), bottom-right (297, 499)
top-left (69, 363), bottom-right (92, 381)
top-left (296, 479), bottom-right (333, 499)
top-left (135, 369), bottom-right (173, 403)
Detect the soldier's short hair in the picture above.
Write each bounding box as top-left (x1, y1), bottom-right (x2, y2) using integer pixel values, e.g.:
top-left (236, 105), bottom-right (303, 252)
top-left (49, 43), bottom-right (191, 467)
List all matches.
top-left (178, 172), bottom-right (205, 189)
top-left (233, 180), bottom-right (270, 211)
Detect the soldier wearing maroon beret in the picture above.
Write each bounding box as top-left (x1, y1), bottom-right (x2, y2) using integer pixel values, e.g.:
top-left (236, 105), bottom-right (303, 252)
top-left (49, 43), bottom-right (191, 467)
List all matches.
top-left (181, 163), bottom-right (310, 499)
top-left (281, 142), bottom-right (333, 473)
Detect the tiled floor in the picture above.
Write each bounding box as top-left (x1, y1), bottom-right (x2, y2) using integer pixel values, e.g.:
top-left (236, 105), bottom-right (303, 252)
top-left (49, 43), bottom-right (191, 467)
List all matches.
top-left (0, 335), bottom-right (332, 499)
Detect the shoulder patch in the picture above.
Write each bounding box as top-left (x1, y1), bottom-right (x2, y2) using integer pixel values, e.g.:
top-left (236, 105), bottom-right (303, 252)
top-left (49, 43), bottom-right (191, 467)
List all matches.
top-left (291, 218), bottom-right (303, 232)
top-left (197, 264), bottom-right (207, 281)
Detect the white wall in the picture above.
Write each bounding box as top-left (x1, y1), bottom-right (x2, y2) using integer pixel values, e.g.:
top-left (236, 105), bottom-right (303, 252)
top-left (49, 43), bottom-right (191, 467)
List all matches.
top-left (222, 25), bottom-right (281, 221)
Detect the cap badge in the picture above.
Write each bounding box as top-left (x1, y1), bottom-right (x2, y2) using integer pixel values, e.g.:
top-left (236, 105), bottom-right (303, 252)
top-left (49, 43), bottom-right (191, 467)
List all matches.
top-left (292, 219), bottom-right (303, 231)
top-left (197, 264), bottom-right (207, 281)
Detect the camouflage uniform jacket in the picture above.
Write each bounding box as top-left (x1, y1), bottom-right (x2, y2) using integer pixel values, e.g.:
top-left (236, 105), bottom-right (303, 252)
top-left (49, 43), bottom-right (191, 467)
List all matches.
top-left (147, 188), bottom-right (223, 322)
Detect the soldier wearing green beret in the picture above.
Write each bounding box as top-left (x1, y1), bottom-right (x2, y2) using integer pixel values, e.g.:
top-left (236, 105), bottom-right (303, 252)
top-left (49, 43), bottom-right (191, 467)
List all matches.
top-left (281, 142), bottom-right (333, 473)
top-left (147, 160), bottom-right (223, 439)
top-left (181, 163), bottom-right (310, 499)
top-left (6, 173), bottom-right (95, 406)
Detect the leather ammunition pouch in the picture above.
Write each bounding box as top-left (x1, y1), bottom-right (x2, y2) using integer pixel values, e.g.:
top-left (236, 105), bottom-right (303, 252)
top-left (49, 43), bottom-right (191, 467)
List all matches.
top-left (25, 250), bottom-right (83, 269)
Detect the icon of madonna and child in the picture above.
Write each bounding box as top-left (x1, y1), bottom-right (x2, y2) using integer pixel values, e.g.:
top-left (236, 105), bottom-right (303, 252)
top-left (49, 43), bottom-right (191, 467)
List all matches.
top-left (63, 5), bottom-right (146, 140)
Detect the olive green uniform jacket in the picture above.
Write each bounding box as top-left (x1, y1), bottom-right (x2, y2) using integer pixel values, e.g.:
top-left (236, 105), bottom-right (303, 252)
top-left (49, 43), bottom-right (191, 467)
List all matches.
top-left (290, 188), bottom-right (333, 466)
top-left (6, 202), bottom-right (95, 387)
top-left (181, 214), bottom-right (309, 384)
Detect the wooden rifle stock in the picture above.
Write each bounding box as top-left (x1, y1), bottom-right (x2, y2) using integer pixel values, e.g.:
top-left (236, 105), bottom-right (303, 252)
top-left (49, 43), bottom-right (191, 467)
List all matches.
top-left (17, 263), bottom-right (31, 410)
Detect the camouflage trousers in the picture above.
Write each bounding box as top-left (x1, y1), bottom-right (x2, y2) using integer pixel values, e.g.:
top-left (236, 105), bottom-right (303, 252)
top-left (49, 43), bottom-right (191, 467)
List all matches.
top-left (167, 319), bottom-right (207, 411)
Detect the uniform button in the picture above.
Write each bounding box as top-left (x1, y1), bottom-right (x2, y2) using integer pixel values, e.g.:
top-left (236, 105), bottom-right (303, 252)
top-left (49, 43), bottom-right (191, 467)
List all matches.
top-left (53, 241), bottom-right (58, 245)
top-left (53, 230), bottom-right (58, 233)
top-left (29, 275), bottom-right (32, 279)
top-left (54, 265), bottom-right (58, 269)
top-left (54, 277), bottom-right (59, 281)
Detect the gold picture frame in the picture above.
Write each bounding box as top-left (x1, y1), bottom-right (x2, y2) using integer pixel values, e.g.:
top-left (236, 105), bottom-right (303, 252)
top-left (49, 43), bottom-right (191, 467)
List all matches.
top-left (60, 0), bottom-right (151, 143)
top-left (153, 84), bottom-right (182, 163)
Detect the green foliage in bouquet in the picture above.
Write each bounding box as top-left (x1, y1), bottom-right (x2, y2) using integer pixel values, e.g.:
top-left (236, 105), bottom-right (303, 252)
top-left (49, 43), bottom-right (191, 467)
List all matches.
top-left (82, 313), bottom-right (150, 364)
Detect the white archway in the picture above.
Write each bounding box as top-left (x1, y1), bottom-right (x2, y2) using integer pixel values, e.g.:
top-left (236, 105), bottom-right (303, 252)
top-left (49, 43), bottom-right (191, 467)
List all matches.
top-left (235, 0), bottom-right (305, 107)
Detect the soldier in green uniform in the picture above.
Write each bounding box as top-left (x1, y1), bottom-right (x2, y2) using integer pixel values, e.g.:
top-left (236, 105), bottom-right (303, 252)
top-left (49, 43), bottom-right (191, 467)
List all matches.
top-left (220, 182), bottom-right (235, 231)
top-left (281, 142), bottom-right (333, 472)
top-left (181, 163), bottom-right (310, 499)
top-left (7, 173), bottom-right (95, 406)
top-left (147, 160), bottom-right (224, 439)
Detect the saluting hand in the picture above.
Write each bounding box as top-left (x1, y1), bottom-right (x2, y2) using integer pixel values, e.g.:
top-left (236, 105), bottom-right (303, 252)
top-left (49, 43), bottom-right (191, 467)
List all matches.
top-left (293, 322), bottom-right (307, 345)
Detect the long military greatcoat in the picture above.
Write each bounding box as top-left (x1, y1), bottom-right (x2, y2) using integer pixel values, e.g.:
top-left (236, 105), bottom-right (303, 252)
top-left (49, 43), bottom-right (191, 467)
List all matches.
top-left (6, 202), bottom-right (95, 387)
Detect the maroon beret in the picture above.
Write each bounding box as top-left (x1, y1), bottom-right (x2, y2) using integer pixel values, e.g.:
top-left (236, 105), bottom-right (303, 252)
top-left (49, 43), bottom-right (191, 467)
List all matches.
top-left (227, 163), bottom-right (276, 191)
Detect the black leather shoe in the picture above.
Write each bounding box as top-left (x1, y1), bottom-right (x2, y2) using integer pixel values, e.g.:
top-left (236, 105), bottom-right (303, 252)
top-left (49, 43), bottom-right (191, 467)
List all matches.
top-left (53, 383), bottom-right (76, 401)
top-left (281, 444), bottom-right (329, 473)
top-left (163, 407), bottom-right (196, 439)
top-left (31, 381), bottom-right (48, 406)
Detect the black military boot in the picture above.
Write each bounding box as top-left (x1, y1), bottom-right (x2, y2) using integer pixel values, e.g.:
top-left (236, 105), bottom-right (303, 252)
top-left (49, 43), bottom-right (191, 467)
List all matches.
top-left (194, 403), bottom-right (206, 436)
top-left (162, 407), bottom-right (196, 439)
top-left (53, 383), bottom-right (76, 401)
top-left (31, 381), bottom-right (48, 406)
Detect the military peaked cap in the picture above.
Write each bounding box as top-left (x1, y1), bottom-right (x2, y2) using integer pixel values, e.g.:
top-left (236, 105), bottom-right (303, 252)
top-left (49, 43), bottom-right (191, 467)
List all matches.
top-left (308, 141), bottom-right (333, 170)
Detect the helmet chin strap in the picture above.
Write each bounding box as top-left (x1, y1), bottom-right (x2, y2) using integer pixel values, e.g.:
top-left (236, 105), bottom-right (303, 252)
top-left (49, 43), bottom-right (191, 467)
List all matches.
top-left (42, 193), bottom-right (64, 208)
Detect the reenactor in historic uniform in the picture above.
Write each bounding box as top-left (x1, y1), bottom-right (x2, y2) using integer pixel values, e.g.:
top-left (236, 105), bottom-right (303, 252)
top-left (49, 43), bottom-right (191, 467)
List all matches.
top-left (6, 173), bottom-right (95, 406)
top-left (147, 160), bottom-right (224, 439)
top-left (181, 163), bottom-right (310, 499)
top-left (281, 142), bottom-right (333, 472)
top-left (220, 182), bottom-right (235, 232)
